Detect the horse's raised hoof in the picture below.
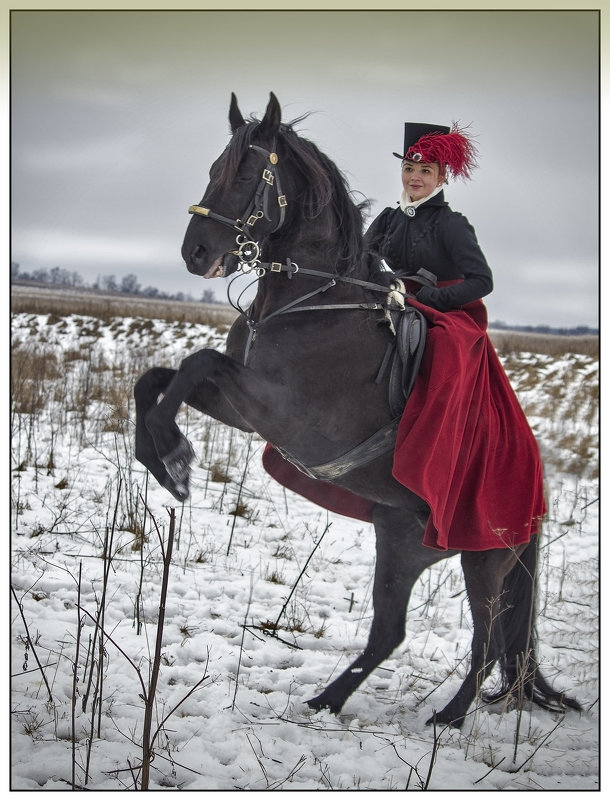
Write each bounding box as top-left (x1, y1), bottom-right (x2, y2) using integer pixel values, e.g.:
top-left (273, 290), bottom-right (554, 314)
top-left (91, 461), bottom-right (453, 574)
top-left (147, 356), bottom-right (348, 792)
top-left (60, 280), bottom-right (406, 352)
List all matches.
top-left (162, 438), bottom-right (195, 481)
top-left (161, 438), bottom-right (195, 502)
top-left (164, 477), bottom-right (190, 503)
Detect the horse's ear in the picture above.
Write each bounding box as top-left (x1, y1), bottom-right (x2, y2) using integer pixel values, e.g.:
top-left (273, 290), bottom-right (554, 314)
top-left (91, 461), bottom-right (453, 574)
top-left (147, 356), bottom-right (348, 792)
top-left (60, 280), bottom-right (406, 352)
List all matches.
top-left (229, 93), bottom-right (246, 133)
top-left (260, 92), bottom-right (281, 136)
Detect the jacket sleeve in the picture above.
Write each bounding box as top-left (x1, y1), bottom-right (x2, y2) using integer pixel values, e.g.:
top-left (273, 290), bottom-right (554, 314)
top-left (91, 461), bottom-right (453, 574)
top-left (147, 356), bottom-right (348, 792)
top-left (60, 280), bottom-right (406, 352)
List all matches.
top-left (363, 208), bottom-right (392, 255)
top-left (415, 211), bottom-right (493, 311)
top-left (363, 208), bottom-right (397, 284)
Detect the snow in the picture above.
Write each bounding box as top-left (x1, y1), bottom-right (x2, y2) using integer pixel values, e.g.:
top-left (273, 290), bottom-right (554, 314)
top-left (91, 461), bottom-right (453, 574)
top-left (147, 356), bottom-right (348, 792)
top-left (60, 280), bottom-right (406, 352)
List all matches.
top-left (10, 312), bottom-right (599, 791)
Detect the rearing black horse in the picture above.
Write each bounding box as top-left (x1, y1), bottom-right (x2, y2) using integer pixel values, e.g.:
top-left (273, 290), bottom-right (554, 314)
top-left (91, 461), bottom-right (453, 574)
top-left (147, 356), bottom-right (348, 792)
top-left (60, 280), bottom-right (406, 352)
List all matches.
top-left (135, 93), bottom-right (578, 727)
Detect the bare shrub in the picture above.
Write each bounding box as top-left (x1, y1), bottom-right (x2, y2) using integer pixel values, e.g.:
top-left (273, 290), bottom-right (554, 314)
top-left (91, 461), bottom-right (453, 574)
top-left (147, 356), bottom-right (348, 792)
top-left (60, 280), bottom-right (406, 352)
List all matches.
top-left (209, 462), bottom-right (232, 483)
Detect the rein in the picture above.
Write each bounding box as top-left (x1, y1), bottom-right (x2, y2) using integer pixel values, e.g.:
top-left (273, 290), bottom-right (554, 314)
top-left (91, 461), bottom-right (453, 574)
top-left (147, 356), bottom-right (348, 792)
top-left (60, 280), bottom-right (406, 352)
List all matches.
top-left (228, 263), bottom-right (402, 365)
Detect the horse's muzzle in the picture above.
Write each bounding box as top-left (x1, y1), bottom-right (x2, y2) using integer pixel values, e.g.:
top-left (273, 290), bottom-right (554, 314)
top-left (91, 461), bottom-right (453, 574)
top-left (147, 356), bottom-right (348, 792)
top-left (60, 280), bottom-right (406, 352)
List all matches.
top-left (183, 245), bottom-right (240, 279)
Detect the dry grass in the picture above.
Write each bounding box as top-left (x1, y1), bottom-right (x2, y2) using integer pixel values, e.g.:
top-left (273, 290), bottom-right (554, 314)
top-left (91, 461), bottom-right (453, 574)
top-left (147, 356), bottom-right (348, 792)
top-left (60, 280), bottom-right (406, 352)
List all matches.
top-left (11, 285), bottom-right (238, 329)
top-left (11, 345), bottom-right (62, 414)
top-left (489, 329), bottom-right (598, 358)
top-left (11, 287), bottom-right (598, 488)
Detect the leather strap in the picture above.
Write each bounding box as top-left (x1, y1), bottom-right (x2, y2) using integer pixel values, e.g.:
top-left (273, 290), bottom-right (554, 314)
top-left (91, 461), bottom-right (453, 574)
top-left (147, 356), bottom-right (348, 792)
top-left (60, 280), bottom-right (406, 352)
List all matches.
top-left (275, 416), bottom-right (402, 481)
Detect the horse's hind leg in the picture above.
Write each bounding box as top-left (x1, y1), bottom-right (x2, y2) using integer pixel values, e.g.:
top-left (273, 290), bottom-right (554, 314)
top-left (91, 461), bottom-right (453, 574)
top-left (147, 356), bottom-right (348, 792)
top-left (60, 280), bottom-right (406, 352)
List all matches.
top-left (307, 500), bottom-right (446, 714)
top-left (431, 547), bottom-right (523, 728)
top-left (484, 538), bottom-right (581, 713)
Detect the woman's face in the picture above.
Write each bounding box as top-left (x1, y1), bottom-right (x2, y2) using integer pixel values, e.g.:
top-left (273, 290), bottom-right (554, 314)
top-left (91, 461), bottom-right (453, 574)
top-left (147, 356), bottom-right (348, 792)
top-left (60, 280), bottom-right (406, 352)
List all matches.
top-left (401, 160), bottom-right (444, 201)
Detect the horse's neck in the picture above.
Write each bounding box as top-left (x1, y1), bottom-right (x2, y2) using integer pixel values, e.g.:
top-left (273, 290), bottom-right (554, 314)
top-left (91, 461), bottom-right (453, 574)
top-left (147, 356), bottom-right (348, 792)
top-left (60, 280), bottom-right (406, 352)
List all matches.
top-left (267, 216), bottom-right (366, 281)
top-left (247, 195), bottom-right (367, 314)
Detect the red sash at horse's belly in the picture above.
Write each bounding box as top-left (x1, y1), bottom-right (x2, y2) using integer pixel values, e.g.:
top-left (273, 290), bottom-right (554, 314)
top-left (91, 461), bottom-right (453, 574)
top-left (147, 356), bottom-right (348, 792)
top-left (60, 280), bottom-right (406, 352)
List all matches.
top-left (262, 298), bottom-right (546, 551)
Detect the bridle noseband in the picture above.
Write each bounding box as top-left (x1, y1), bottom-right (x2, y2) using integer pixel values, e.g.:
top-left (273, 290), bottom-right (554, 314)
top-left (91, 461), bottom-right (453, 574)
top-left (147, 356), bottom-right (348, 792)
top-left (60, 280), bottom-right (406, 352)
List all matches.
top-left (188, 141), bottom-right (287, 275)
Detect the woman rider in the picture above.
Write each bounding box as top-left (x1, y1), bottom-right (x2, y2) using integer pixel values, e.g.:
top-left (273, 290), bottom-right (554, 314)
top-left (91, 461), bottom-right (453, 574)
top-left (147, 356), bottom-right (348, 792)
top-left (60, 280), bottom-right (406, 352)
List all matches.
top-left (364, 121), bottom-right (493, 310)
top-left (363, 122), bottom-right (546, 551)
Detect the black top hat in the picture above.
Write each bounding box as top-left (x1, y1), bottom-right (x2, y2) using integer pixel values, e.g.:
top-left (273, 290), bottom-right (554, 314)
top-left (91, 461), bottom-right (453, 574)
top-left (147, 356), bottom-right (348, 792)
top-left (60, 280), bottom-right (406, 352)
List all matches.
top-left (393, 122), bottom-right (451, 159)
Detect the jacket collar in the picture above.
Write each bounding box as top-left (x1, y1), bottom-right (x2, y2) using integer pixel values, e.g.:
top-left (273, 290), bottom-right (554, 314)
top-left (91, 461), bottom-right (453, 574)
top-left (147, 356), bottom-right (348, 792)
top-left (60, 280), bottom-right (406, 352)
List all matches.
top-left (399, 186), bottom-right (446, 213)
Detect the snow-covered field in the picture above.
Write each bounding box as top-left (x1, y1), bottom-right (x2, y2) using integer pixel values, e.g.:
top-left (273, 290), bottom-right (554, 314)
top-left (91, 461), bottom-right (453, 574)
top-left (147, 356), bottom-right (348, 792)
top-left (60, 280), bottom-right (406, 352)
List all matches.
top-left (10, 311), bottom-right (599, 791)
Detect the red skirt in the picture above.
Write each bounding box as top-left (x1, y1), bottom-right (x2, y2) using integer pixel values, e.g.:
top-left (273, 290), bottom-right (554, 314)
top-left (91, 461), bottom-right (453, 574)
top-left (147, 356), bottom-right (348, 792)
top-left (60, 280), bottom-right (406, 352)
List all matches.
top-left (263, 298), bottom-right (546, 551)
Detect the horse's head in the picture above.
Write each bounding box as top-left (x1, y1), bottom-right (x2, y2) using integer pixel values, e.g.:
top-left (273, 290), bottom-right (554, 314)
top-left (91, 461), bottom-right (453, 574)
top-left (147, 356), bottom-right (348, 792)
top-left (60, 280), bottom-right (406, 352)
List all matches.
top-left (183, 93), bottom-right (366, 282)
top-left (182, 93), bottom-right (289, 279)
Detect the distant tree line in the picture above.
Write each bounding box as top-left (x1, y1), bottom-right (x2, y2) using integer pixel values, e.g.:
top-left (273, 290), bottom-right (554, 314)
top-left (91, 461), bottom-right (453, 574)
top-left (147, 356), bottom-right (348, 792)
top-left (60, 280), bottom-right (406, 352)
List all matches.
top-left (489, 319), bottom-right (598, 337)
top-left (11, 262), bottom-right (217, 304)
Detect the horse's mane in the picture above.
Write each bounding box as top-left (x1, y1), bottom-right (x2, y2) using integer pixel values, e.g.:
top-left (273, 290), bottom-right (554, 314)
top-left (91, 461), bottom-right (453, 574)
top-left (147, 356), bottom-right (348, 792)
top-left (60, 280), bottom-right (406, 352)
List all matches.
top-left (219, 114), bottom-right (368, 275)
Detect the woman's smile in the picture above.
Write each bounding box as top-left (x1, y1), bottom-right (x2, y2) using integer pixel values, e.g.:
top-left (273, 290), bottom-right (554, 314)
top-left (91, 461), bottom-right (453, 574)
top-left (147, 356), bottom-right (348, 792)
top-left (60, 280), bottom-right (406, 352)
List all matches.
top-left (401, 160), bottom-right (444, 201)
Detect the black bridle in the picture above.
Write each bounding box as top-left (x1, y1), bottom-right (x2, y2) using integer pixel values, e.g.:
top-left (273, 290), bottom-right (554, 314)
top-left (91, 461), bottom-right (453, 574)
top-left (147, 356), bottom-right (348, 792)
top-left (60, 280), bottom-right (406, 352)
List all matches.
top-left (187, 138), bottom-right (421, 364)
top-left (188, 141), bottom-right (287, 274)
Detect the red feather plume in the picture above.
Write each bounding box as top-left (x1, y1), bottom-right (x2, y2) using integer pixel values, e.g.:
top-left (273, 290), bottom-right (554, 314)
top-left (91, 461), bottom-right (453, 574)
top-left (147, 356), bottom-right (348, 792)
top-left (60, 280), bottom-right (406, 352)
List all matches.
top-left (405, 124), bottom-right (478, 180)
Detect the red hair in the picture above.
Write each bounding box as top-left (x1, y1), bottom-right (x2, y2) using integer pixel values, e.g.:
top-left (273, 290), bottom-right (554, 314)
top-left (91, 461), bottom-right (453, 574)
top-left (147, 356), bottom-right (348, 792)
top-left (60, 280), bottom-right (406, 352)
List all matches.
top-left (404, 124), bottom-right (478, 180)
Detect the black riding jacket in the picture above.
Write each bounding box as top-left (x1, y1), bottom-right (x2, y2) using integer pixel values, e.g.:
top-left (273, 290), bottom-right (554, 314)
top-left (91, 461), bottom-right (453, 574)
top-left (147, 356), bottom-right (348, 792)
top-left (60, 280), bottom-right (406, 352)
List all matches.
top-left (364, 191), bottom-right (493, 312)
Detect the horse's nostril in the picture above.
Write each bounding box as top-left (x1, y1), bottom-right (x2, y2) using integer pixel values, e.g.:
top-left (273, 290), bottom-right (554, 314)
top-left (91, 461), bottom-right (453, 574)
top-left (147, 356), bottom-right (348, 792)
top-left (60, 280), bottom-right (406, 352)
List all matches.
top-left (182, 243), bottom-right (205, 272)
top-left (192, 245), bottom-right (205, 265)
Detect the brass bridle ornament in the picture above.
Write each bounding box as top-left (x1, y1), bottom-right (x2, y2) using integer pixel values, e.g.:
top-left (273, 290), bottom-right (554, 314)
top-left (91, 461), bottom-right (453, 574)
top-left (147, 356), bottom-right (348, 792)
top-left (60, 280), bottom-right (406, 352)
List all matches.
top-left (188, 142), bottom-right (288, 276)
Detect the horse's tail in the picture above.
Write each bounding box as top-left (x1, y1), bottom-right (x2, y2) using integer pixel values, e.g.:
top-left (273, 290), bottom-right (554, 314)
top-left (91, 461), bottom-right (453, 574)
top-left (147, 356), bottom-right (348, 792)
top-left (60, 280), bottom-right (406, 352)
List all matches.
top-left (489, 536), bottom-right (581, 711)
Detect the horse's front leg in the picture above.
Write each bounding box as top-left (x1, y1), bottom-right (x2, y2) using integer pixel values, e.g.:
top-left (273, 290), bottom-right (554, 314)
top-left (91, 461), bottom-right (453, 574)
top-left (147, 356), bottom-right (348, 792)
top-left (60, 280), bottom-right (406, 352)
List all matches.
top-left (140, 348), bottom-right (280, 501)
top-left (134, 366), bottom-right (188, 498)
top-left (307, 501), bottom-right (446, 714)
top-left (134, 351), bottom-right (255, 501)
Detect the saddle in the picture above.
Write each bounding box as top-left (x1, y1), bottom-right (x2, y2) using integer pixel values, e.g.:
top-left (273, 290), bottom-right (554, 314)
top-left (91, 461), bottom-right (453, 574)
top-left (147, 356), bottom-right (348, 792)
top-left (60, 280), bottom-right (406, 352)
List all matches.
top-left (274, 269), bottom-right (431, 482)
top-left (376, 269), bottom-right (433, 417)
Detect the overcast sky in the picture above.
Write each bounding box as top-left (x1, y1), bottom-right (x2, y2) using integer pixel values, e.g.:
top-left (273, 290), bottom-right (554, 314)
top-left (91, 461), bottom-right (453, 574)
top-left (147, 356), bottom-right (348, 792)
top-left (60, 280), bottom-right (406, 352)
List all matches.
top-left (11, 9), bottom-right (598, 327)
